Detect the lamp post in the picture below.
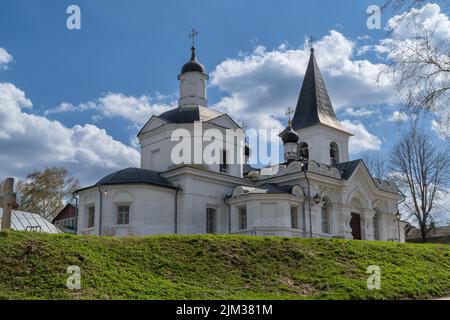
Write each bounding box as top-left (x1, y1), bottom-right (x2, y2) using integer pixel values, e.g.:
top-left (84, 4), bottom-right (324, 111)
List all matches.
top-left (300, 157), bottom-right (313, 238)
top-left (395, 211), bottom-right (401, 243)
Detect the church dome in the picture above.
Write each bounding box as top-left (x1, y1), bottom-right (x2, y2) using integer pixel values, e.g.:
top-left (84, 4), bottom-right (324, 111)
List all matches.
top-left (159, 105), bottom-right (223, 124)
top-left (180, 47), bottom-right (206, 75)
top-left (97, 168), bottom-right (175, 189)
top-left (279, 124), bottom-right (299, 144)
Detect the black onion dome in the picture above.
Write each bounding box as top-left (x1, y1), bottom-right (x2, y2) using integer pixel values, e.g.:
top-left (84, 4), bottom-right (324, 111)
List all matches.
top-left (181, 47), bottom-right (206, 74)
top-left (279, 125), bottom-right (300, 144)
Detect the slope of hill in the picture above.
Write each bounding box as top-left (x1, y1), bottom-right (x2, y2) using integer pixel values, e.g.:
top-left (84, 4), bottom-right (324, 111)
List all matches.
top-left (0, 230), bottom-right (448, 300)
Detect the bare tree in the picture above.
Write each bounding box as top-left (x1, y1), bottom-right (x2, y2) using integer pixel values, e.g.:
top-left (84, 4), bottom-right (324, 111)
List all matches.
top-left (381, 1), bottom-right (450, 135)
top-left (363, 153), bottom-right (389, 180)
top-left (390, 128), bottom-right (450, 242)
top-left (16, 167), bottom-right (79, 221)
top-left (382, 0), bottom-right (448, 13)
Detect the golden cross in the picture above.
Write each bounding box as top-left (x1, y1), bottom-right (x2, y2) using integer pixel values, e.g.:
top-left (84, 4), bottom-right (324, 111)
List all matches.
top-left (189, 28), bottom-right (199, 47)
top-left (285, 107), bottom-right (294, 124)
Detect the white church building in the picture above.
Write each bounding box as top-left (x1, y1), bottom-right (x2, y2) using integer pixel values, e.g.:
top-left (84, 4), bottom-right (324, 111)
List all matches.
top-left (76, 44), bottom-right (406, 242)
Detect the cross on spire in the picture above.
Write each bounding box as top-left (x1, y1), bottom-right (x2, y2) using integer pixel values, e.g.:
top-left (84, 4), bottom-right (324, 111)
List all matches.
top-left (307, 35), bottom-right (316, 52)
top-left (285, 107), bottom-right (294, 125)
top-left (189, 28), bottom-right (199, 47)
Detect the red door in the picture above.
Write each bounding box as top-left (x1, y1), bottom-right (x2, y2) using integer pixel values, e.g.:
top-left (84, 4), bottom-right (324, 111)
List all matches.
top-left (350, 213), bottom-right (362, 240)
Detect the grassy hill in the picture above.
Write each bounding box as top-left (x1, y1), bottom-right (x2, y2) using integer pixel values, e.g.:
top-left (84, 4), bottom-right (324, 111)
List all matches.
top-left (0, 230), bottom-right (449, 300)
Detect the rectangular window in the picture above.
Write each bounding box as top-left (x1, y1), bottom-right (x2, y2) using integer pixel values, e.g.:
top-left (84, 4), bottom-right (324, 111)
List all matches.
top-left (290, 206), bottom-right (299, 229)
top-left (87, 206), bottom-right (95, 228)
top-left (206, 208), bottom-right (217, 234)
top-left (117, 206), bottom-right (130, 225)
top-left (238, 207), bottom-right (247, 230)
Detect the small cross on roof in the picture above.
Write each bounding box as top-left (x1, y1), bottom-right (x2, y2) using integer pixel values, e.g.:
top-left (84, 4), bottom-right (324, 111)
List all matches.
top-left (307, 35), bottom-right (316, 51)
top-left (189, 28), bottom-right (199, 47)
top-left (285, 107), bottom-right (294, 125)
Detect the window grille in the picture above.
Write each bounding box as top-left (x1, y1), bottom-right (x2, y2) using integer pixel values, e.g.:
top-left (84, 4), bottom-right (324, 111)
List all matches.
top-left (206, 208), bottom-right (216, 233)
top-left (290, 206), bottom-right (299, 229)
top-left (321, 201), bottom-right (330, 234)
top-left (238, 207), bottom-right (247, 230)
top-left (117, 206), bottom-right (130, 225)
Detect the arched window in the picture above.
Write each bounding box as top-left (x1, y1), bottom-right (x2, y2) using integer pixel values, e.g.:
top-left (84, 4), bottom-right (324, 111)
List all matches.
top-left (321, 198), bottom-right (330, 234)
top-left (373, 209), bottom-right (381, 240)
top-left (297, 142), bottom-right (309, 161)
top-left (330, 142), bottom-right (339, 165)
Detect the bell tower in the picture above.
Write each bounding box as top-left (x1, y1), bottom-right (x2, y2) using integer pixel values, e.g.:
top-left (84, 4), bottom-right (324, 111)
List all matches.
top-left (178, 29), bottom-right (209, 108)
top-left (291, 47), bottom-right (353, 165)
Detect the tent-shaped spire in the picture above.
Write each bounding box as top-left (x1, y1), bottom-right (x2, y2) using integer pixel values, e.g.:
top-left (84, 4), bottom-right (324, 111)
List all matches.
top-left (292, 48), bottom-right (348, 132)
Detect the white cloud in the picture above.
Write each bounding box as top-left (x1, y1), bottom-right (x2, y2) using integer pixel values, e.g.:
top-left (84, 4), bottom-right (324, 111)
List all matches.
top-left (431, 120), bottom-right (450, 139)
top-left (341, 120), bottom-right (382, 154)
top-left (344, 107), bottom-right (375, 117)
top-left (46, 93), bottom-right (175, 126)
top-left (210, 31), bottom-right (396, 134)
top-left (388, 111), bottom-right (410, 122)
top-left (0, 83), bottom-right (140, 185)
top-left (0, 48), bottom-right (13, 70)
top-left (379, 4), bottom-right (450, 128)
top-left (386, 3), bottom-right (450, 45)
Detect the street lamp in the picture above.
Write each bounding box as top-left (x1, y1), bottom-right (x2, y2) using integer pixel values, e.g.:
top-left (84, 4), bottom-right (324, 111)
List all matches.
top-left (395, 211), bottom-right (401, 242)
top-left (313, 193), bottom-right (321, 205)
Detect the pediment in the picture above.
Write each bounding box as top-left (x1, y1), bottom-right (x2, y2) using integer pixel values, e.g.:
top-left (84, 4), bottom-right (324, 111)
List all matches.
top-left (344, 162), bottom-right (378, 206)
top-left (207, 114), bottom-right (241, 130)
top-left (137, 116), bottom-right (168, 137)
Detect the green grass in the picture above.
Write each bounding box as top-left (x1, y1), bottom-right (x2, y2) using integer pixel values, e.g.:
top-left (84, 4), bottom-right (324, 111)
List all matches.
top-left (0, 230), bottom-right (449, 300)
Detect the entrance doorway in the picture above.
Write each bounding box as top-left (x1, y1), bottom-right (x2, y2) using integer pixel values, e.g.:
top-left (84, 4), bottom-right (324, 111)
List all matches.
top-left (350, 213), bottom-right (362, 240)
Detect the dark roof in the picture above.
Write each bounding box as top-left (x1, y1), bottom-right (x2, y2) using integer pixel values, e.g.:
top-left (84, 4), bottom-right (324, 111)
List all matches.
top-left (159, 105), bottom-right (223, 124)
top-left (258, 183), bottom-right (294, 194)
top-left (98, 168), bottom-right (175, 188)
top-left (292, 49), bottom-right (348, 132)
top-left (180, 47), bottom-right (206, 75)
top-left (279, 124), bottom-right (300, 144)
top-left (229, 184), bottom-right (294, 197)
top-left (243, 163), bottom-right (258, 175)
top-left (77, 168), bottom-right (176, 192)
top-left (52, 202), bottom-right (76, 223)
top-left (333, 159), bottom-right (362, 180)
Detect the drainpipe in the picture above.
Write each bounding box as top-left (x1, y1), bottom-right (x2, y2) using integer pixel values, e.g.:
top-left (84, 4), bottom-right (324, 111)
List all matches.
top-left (227, 202), bottom-right (231, 234)
top-left (302, 161), bottom-right (313, 238)
top-left (72, 192), bottom-right (79, 234)
top-left (174, 188), bottom-right (178, 234)
top-left (97, 184), bottom-right (103, 236)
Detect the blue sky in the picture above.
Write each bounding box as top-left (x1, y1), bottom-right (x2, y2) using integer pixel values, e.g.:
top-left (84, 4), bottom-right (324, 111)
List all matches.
top-left (0, 0), bottom-right (447, 186)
